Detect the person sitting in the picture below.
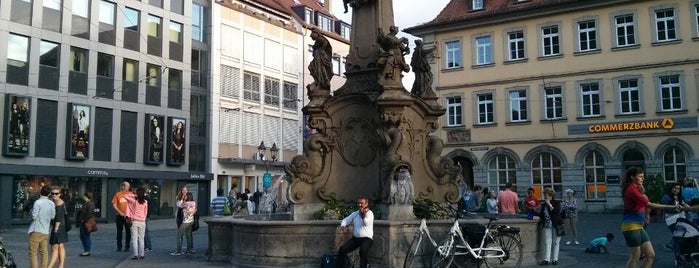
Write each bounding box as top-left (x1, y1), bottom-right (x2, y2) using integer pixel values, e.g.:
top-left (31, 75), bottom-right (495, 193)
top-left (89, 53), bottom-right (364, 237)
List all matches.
top-left (585, 233), bottom-right (614, 254)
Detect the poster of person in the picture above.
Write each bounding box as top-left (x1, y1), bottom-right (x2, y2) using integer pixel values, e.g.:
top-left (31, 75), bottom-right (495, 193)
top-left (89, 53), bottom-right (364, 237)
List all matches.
top-left (3, 95), bottom-right (31, 156)
top-left (67, 103), bottom-right (90, 160)
top-left (144, 114), bottom-right (164, 164)
top-left (167, 117), bottom-right (186, 166)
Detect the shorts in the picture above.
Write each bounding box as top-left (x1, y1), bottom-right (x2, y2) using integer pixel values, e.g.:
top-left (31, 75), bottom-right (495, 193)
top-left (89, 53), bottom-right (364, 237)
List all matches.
top-left (623, 229), bottom-right (650, 247)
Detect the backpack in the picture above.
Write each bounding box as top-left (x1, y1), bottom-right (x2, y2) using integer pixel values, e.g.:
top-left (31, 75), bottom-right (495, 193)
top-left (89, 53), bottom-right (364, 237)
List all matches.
top-left (223, 199), bottom-right (232, 216)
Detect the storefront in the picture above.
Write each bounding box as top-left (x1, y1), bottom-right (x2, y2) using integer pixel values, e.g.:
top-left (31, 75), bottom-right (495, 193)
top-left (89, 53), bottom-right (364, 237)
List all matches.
top-left (0, 164), bottom-right (212, 227)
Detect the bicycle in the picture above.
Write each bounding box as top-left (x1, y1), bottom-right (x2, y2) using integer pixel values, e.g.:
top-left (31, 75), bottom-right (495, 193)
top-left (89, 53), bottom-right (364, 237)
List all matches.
top-left (0, 229), bottom-right (17, 268)
top-left (431, 208), bottom-right (523, 268)
top-left (404, 218), bottom-right (440, 268)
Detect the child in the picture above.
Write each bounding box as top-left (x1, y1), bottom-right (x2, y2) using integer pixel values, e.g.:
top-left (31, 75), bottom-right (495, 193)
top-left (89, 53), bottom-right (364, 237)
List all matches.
top-left (585, 233), bottom-right (614, 254)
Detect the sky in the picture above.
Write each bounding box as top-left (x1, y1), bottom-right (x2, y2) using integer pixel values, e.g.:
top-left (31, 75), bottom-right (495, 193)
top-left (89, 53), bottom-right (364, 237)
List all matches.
top-left (330, 0), bottom-right (451, 87)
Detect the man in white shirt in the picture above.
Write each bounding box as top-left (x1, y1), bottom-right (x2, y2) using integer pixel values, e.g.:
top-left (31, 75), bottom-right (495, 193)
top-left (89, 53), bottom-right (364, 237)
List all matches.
top-left (337, 197), bottom-right (373, 268)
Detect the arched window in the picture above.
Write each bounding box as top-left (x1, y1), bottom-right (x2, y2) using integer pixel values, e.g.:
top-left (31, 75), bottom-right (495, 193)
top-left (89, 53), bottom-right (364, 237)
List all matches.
top-left (584, 151), bottom-right (606, 200)
top-left (487, 155), bottom-right (516, 191)
top-left (663, 147), bottom-right (686, 182)
top-left (531, 152), bottom-right (562, 198)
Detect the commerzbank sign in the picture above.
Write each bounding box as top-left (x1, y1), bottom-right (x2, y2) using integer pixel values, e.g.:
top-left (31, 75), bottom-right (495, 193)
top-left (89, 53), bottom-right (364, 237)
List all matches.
top-left (587, 118), bottom-right (674, 133)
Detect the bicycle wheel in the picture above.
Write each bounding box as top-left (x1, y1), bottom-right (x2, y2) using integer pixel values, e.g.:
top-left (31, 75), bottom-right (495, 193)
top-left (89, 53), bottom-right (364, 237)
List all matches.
top-left (431, 236), bottom-right (455, 268)
top-left (404, 234), bottom-right (423, 268)
top-left (482, 233), bottom-right (523, 268)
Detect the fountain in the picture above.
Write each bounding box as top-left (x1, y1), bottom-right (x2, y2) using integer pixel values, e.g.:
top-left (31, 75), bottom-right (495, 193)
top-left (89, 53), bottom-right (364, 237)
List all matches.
top-left (205, 1), bottom-right (540, 266)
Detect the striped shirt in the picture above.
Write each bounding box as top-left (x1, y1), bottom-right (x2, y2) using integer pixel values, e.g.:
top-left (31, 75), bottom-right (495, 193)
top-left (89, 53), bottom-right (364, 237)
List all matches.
top-left (621, 184), bottom-right (648, 232)
top-left (210, 196), bottom-right (227, 216)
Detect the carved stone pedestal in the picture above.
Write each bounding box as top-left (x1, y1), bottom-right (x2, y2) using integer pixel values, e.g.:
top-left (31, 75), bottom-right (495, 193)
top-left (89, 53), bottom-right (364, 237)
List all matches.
top-left (377, 204), bottom-right (414, 221)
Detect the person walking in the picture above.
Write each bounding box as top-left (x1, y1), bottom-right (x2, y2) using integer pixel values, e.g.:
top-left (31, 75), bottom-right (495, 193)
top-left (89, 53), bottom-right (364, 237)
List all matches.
top-left (48, 186), bottom-right (68, 268)
top-left (538, 187), bottom-right (563, 265)
top-left (76, 192), bottom-right (95, 256)
top-left (621, 167), bottom-right (679, 268)
top-left (210, 188), bottom-right (227, 216)
top-left (27, 185), bottom-right (56, 268)
top-left (563, 189), bottom-right (580, 245)
top-left (111, 182), bottom-right (132, 252)
top-left (124, 187), bottom-right (149, 260)
top-left (171, 192), bottom-right (196, 256)
top-left (337, 196), bottom-right (374, 268)
top-left (497, 182), bottom-right (520, 214)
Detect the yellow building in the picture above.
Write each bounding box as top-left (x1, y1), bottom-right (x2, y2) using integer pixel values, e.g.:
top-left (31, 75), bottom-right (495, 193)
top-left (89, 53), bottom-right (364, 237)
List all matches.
top-left (211, 0), bottom-right (349, 200)
top-left (406, 0), bottom-right (699, 211)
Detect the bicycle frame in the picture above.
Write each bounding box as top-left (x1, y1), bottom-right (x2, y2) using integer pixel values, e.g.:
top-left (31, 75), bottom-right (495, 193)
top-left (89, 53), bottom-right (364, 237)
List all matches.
top-left (442, 218), bottom-right (507, 260)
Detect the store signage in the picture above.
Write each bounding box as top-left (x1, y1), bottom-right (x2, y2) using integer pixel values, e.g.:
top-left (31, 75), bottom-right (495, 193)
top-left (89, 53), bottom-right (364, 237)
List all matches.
top-left (587, 118), bottom-right (674, 133)
top-left (87, 170), bottom-right (109, 176)
top-left (190, 173), bottom-right (206, 179)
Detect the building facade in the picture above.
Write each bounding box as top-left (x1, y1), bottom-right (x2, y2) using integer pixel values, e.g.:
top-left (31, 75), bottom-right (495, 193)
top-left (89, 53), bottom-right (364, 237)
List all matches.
top-left (210, 0), bottom-right (350, 204)
top-left (406, 0), bottom-right (699, 211)
top-left (0, 0), bottom-right (212, 227)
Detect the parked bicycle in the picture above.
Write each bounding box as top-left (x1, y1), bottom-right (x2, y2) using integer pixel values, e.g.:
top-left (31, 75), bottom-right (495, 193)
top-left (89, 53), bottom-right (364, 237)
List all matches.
top-left (0, 229), bottom-right (17, 268)
top-left (404, 218), bottom-right (440, 268)
top-left (431, 208), bottom-right (523, 268)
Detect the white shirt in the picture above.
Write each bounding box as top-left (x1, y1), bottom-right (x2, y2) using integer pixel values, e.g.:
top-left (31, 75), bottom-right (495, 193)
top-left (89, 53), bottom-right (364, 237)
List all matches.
top-left (340, 210), bottom-right (374, 239)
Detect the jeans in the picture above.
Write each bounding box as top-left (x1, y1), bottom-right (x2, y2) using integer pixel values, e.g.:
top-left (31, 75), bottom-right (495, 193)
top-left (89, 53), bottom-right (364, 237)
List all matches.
top-left (79, 226), bottom-right (91, 252)
top-left (28, 232), bottom-right (49, 268)
top-left (337, 236), bottom-right (373, 268)
top-left (176, 222), bottom-right (193, 251)
top-left (115, 215), bottom-right (131, 249)
top-left (144, 219), bottom-right (151, 249)
top-left (542, 227), bottom-right (561, 262)
top-left (130, 220), bottom-right (146, 257)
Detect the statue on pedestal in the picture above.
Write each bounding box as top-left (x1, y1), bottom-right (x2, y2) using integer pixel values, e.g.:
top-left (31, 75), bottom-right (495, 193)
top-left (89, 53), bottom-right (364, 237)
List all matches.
top-left (307, 29), bottom-right (333, 98)
top-left (410, 40), bottom-right (437, 98)
top-left (377, 26), bottom-right (410, 86)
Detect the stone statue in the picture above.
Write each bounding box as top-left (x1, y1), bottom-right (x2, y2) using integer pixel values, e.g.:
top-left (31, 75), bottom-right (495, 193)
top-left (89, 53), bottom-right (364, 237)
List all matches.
top-left (343, 0), bottom-right (371, 13)
top-left (391, 167), bottom-right (414, 204)
top-left (377, 26), bottom-right (410, 86)
top-left (426, 133), bottom-right (460, 184)
top-left (308, 29), bottom-right (333, 92)
top-left (410, 40), bottom-right (436, 98)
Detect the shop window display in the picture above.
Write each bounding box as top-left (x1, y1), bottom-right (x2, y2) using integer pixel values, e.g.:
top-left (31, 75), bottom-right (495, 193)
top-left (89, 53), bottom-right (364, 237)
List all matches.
top-left (12, 175), bottom-right (104, 220)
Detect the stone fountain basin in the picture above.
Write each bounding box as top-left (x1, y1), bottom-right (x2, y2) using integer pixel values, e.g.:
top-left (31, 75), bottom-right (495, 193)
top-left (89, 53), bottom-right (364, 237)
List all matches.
top-left (205, 215), bottom-right (540, 268)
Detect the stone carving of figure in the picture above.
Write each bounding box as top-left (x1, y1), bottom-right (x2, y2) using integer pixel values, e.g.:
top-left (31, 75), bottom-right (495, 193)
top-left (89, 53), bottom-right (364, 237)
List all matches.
top-left (410, 40), bottom-right (436, 98)
top-left (308, 29), bottom-right (333, 92)
top-left (391, 167), bottom-right (414, 204)
top-left (377, 26), bottom-right (410, 85)
top-left (343, 0), bottom-right (371, 13)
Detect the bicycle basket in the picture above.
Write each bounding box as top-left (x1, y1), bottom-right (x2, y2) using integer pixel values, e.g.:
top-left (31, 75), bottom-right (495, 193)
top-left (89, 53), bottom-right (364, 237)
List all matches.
top-left (460, 223), bottom-right (486, 247)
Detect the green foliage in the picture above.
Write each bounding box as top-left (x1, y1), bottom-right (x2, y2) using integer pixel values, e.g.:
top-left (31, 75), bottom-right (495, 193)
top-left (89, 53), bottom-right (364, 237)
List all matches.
top-left (413, 197), bottom-right (448, 220)
top-left (644, 173), bottom-right (665, 203)
top-left (312, 198), bottom-right (382, 220)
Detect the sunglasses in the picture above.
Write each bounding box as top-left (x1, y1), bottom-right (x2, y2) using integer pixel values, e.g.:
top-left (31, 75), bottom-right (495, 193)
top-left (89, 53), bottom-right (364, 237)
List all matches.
top-left (51, 192), bottom-right (61, 195)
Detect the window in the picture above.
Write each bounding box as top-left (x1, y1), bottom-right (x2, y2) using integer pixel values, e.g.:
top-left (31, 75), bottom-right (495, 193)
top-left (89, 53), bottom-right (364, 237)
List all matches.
top-left (149, 0), bottom-right (162, 8)
top-left (123, 7), bottom-right (140, 51)
top-left (531, 152), bottom-right (562, 197)
top-left (472, 0), bottom-right (483, 10)
top-left (663, 148), bottom-right (686, 182)
top-left (42, 0), bottom-right (62, 32)
top-left (619, 79), bottom-right (640, 114)
top-left (39, 41), bottom-right (60, 90)
top-left (283, 82), bottom-right (298, 110)
top-left (305, 8), bottom-right (314, 25)
top-left (147, 15), bottom-right (162, 56)
top-left (7, 34), bottom-right (30, 86)
top-left (446, 96), bottom-right (462, 126)
top-left (544, 86), bottom-right (563, 120)
top-left (69, 47), bottom-right (88, 95)
top-left (332, 54), bottom-right (341, 75)
top-left (541, 25), bottom-right (560, 56)
top-left (169, 21), bottom-right (183, 61)
top-left (577, 20), bottom-right (597, 52)
top-left (580, 82), bottom-right (601, 117)
top-left (445, 40), bottom-right (462, 69)
top-left (475, 36), bottom-right (492, 65)
top-left (487, 155), bottom-right (517, 192)
top-left (614, 14), bottom-right (636, 47)
top-left (220, 65), bottom-right (240, 98)
top-left (340, 24), bottom-right (351, 40)
top-left (507, 30), bottom-right (525, 61)
top-left (317, 14), bottom-right (332, 32)
top-left (264, 78), bottom-right (280, 106)
top-left (695, 4), bottom-right (699, 38)
top-left (584, 151), bottom-right (606, 200)
top-left (654, 9), bottom-right (677, 42)
top-left (146, 64), bottom-right (161, 106)
top-left (477, 93), bottom-right (494, 124)
top-left (170, 0), bottom-right (183, 15)
top-left (72, 0), bottom-right (90, 39)
top-left (168, 69), bottom-right (182, 109)
top-left (192, 4), bottom-right (204, 42)
top-left (243, 72), bottom-right (261, 102)
top-left (509, 90), bottom-right (528, 122)
top-left (96, 53), bottom-right (114, 78)
top-left (659, 75), bottom-right (682, 111)
top-left (122, 59), bottom-right (139, 103)
top-left (98, 0), bottom-right (116, 45)
top-left (191, 49), bottom-right (205, 88)
top-left (10, 0), bottom-right (32, 25)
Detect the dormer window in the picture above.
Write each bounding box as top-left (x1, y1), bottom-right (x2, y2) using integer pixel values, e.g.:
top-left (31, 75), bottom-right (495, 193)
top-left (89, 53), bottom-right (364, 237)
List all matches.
top-left (305, 8), bottom-right (314, 24)
top-left (317, 13), bottom-right (332, 32)
top-left (472, 0), bottom-right (484, 10)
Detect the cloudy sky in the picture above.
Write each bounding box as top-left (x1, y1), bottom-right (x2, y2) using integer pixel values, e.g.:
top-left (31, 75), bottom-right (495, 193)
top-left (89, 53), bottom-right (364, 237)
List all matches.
top-left (331, 0), bottom-right (451, 86)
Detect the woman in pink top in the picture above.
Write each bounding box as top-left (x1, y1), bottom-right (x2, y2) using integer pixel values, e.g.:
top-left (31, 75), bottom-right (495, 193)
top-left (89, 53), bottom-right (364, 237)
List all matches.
top-left (124, 187), bottom-right (149, 260)
top-left (171, 192), bottom-right (197, 256)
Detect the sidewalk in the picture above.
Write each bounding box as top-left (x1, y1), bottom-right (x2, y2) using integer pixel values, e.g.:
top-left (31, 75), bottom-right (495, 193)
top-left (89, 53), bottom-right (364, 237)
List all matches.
top-left (2, 213), bottom-right (680, 267)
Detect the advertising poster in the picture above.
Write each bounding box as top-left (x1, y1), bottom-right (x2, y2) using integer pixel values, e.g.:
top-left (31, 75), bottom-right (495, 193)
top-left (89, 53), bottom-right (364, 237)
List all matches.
top-left (144, 114), bottom-right (164, 164)
top-left (3, 95), bottom-right (31, 156)
top-left (167, 117), bottom-right (186, 166)
top-left (67, 103), bottom-right (90, 160)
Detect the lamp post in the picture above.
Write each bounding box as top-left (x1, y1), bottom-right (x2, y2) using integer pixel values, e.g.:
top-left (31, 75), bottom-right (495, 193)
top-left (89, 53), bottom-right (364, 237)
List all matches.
top-left (257, 141), bottom-right (278, 189)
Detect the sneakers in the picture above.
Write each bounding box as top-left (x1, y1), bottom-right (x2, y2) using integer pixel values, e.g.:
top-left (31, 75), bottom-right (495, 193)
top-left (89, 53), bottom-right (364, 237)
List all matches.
top-left (131, 256), bottom-right (139, 260)
top-left (574, 241), bottom-right (580, 245)
top-left (565, 241), bottom-right (571, 245)
top-left (79, 252), bottom-right (90, 256)
top-left (144, 248), bottom-right (152, 252)
top-left (170, 251), bottom-right (183, 256)
top-left (139, 256), bottom-right (145, 259)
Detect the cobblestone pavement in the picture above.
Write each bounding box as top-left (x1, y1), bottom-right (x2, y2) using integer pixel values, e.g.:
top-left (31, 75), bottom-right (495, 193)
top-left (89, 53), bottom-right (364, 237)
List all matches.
top-left (1, 213), bottom-right (679, 268)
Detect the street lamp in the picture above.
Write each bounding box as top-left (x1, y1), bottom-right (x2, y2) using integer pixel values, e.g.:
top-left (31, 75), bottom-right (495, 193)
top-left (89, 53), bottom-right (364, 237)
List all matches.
top-left (257, 141), bottom-right (279, 190)
top-left (257, 141), bottom-right (266, 160)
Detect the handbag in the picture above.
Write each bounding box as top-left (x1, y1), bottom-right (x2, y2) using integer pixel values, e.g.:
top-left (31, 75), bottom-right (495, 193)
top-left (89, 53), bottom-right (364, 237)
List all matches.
top-left (665, 211), bottom-right (686, 226)
top-left (83, 218), bottom-right (98, 233)
top-left (125, 217), bottom-right (133, 228)
top-left (192, 213), bottom-right (200, 232)
top-left (555, 224), bottom-right (566, 237)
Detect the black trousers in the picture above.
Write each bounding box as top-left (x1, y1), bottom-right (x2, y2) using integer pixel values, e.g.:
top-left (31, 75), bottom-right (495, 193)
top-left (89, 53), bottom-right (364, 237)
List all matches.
top-left (337, 236), bottom-right (372, 268)
top-left (115, 215), bottom-right (131, 249)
